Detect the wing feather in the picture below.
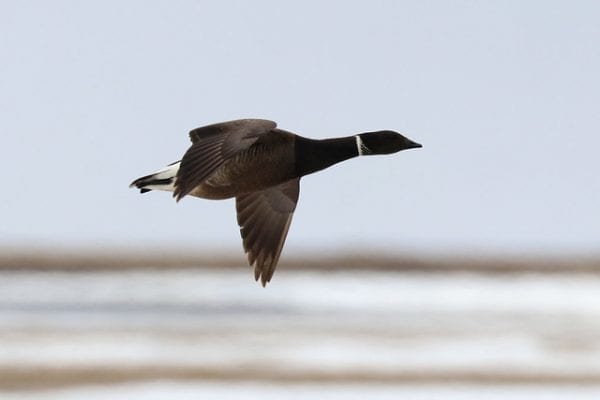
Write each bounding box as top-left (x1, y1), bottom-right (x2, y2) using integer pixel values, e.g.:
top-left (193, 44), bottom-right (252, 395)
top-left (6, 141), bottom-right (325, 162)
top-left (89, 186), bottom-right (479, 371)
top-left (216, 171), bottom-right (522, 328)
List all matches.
top-left (174, 119), bottom-right (276, 200)
top-left (235, 178), bottom-right (300, 286)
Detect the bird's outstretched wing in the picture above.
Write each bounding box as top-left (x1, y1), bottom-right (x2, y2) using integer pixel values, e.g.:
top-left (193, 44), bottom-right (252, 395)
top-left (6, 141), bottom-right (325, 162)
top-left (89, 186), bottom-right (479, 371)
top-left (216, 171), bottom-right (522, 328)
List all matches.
top-left (174, 119), bottom-right (277, 200)
top-left (235, 178), bottom-right (300, 286)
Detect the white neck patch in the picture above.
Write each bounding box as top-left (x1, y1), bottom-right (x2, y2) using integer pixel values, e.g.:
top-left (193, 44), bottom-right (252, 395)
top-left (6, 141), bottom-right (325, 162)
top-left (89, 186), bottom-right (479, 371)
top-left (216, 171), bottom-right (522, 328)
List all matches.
top-left (355, 135), bottom-right (370, 156)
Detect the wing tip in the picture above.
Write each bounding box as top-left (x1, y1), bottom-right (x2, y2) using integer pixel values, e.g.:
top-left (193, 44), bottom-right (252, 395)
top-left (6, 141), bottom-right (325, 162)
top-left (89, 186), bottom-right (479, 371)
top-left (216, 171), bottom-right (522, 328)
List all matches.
top-left (172, 184), bottom-right (187, 202)
top-left (249, 253), bottom-right (274, 287)
top-left (255, 270), bottom-right (271, 287)
top-left (251, 256), bottom-right (276, 287)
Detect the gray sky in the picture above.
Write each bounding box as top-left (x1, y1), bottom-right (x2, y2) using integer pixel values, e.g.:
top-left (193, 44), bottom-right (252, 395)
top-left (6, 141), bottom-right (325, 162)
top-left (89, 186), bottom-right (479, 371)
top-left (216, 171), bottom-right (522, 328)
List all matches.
top-left (1, 1), bottom-right (599, 255)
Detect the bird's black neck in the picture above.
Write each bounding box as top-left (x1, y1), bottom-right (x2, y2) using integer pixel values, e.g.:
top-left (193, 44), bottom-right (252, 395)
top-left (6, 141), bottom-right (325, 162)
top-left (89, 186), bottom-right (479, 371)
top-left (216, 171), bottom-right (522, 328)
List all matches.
top-left (294, 136), bottom-right (359, 177)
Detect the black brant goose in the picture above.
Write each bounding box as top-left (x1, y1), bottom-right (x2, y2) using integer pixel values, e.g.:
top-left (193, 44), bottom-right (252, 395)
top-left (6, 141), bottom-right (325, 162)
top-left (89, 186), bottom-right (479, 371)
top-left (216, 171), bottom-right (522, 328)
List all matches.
top-left (130, 119), bottom-right (421, 286)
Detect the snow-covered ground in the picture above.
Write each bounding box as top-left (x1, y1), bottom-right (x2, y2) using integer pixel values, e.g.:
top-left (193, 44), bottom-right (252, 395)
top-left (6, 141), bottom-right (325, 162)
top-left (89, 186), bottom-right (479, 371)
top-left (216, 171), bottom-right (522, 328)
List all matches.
top-left (5, 382), bottom-right (600, 400)
top-left (1, 268), bottom-right (600, 398)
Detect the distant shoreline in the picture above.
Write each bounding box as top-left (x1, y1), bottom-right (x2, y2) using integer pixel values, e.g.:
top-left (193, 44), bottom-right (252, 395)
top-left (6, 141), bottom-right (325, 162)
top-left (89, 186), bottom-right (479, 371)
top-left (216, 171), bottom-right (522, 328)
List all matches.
top-left (0, 249), bottom-right (598, 274)
top-left (3, 365), bottom-right (600, 391)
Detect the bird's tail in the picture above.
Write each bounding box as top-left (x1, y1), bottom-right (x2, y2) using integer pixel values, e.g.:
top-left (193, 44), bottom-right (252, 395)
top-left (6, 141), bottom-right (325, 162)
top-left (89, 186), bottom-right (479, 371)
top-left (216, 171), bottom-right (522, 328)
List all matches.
top-left (129, 161), bottom-right (180, 194)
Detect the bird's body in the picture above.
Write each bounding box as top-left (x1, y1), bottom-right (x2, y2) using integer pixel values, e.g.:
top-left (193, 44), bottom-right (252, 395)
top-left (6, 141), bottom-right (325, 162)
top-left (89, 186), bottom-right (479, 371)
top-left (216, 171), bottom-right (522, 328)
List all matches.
top-left (191, 130), bottom-right (297, 199)
top-left (130, 119), bottom-right (421, 286)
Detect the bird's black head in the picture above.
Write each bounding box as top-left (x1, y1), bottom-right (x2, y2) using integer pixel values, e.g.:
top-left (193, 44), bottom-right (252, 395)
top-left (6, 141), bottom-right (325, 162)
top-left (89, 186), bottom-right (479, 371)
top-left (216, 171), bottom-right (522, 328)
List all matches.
top-left (357, 130), bottom-right (422, 155)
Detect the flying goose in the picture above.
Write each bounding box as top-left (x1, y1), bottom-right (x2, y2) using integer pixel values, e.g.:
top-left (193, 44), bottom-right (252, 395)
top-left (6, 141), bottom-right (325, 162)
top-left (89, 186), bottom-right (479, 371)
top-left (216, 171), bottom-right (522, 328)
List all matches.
top-left (130, 119), bottom-right (421, 286)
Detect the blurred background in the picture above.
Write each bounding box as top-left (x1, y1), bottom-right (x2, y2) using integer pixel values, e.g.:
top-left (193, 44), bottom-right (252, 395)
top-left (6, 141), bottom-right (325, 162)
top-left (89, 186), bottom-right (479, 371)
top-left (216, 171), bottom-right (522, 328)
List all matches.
top-left (1, 1), bottom-right (600, 399)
